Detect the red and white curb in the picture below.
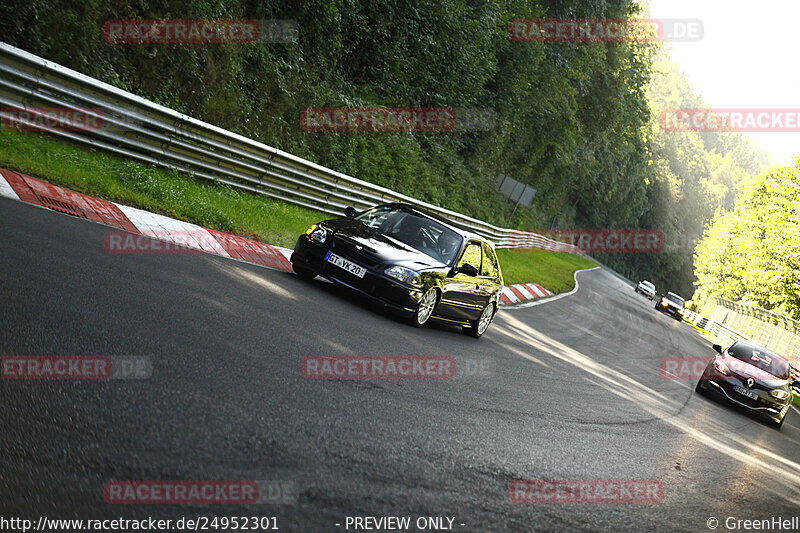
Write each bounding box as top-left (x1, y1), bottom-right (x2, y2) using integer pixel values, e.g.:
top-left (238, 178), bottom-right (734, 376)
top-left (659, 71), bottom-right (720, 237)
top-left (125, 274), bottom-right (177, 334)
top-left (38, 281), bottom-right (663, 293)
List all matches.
top-left (0, 168), bottom-right (293, 272)
top-left (500, 283), bottom-right (552, 306)
top-left (501, 267), bottom-right (601, 309)
top-left (0, 168), bottom-right (560, 298)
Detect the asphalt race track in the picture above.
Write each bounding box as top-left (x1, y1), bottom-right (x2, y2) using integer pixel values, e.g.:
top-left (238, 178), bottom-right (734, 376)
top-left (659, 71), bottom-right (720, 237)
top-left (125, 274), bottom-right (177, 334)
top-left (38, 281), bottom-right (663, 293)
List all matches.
top-left (2, 196), bottom-right (799, 532)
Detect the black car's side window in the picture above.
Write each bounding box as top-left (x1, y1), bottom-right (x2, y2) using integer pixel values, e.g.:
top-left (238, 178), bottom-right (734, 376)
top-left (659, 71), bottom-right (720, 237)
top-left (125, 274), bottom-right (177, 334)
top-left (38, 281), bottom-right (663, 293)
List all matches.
top-left (458, 242), bottom-right (482, 272)
top-left (481, 242), bottom-right (499, 278)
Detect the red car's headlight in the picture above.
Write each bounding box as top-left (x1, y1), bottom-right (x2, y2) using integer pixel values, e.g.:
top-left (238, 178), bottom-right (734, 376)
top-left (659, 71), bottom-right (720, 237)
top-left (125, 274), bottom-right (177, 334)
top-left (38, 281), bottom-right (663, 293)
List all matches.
top-left (770, 390), bottom-right (790, 401)
top-left (713, 359), bottom-right (731, 376)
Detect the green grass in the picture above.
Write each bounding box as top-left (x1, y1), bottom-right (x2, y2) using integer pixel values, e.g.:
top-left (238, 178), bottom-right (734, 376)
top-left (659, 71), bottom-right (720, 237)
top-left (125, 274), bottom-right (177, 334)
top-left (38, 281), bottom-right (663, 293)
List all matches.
top-left (497, 248), bottom-right (597, 291)
top-left (794, 394), bottom-right (800, 410)
top-left (0, 130), bottom-right (323, 248)
top-left (1, 129), bottom-right (596, 291)
top-left (684, 319), bottom-right (714, 340)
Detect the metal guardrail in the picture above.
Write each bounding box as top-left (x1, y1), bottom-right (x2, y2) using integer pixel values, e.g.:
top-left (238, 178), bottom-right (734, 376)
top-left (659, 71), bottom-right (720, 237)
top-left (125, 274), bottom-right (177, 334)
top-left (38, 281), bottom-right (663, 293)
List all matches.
top-left (714, 296), bottom-right (800, 336)
top-left (0, 41), bottom-right (580, 252)
top-left (684, 309), bottom-right (747, 348)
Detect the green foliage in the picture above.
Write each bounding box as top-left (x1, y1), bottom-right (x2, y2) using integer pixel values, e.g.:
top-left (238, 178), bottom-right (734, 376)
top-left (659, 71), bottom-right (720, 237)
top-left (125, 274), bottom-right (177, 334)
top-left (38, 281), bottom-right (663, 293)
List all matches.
top-left (0, 0), bottom-right (773, 298)
top-left (600, 49), bottom-right (772, 298)
top-left (693, 160), bottom-right (800, 319)
top-left (0, 0), bottom-right (659, 232)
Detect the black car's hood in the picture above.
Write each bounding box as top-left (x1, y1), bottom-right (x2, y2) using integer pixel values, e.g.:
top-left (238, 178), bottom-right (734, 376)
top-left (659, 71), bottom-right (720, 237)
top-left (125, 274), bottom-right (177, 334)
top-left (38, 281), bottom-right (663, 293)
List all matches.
top-left (324, 218), bottom-right (448, 270)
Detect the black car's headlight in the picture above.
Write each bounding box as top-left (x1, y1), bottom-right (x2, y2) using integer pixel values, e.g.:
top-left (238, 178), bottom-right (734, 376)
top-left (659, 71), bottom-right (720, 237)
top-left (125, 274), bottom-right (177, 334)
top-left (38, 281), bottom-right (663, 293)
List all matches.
top-left (770, 389), bottom-right (790, 401)
top-left (384, 266), bottom-right (421, 287)
top-left (305, 224), bottom-right (327, 244)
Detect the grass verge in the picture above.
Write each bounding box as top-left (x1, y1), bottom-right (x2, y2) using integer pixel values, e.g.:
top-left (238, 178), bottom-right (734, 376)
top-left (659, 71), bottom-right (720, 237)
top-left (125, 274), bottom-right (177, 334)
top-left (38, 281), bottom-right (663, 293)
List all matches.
top-left (0, 130), bottom-right (322, 248)
top-left (1, 129), bottom-right (595, 291)
top-left (496, 248), bottom-right (597, 291)
top-left (682, 318), bottom-right (714, 340)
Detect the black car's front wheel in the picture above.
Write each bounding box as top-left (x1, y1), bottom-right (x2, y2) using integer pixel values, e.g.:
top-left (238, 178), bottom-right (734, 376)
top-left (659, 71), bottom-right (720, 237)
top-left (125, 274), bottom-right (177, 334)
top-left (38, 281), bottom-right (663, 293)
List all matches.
top-left (465, 302), bottom-right (496, 338)
top-left (413, 288), bottom-right (439, 328)
top-left (292, 263), bottom-right (317, 281)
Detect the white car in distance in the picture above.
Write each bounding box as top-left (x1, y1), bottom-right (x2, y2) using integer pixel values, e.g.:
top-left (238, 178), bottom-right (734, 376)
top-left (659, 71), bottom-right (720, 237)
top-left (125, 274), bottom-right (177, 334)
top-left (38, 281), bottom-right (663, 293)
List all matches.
top-left (635, 280), bottom-right (656, 300)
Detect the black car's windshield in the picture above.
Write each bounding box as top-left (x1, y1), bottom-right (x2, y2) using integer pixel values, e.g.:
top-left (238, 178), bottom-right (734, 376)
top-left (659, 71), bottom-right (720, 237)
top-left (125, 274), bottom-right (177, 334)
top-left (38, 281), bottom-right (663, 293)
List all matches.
top-left (728, 343), bottom-right (790, 379)
top-left (356, 206), bottom-right (463, 264)
top-left (665, 293), bottom-right (684, 306)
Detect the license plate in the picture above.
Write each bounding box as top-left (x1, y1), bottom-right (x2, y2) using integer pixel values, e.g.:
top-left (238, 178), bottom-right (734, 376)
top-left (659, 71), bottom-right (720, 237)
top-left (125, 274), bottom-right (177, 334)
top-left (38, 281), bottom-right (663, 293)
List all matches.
top-left (325, 252), bottom-right (366, 278)
top-left (733, 385), bottom-right (759, 400)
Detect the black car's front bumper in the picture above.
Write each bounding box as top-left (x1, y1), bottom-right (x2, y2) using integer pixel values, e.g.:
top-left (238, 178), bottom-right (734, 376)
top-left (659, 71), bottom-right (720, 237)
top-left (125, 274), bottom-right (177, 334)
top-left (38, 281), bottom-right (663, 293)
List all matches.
top-left (657, 302), bottom-right (683, 319)
top-left (291, 235), bottom-right (424, 313)
top-left (698, 367), bottom-right (791, 424)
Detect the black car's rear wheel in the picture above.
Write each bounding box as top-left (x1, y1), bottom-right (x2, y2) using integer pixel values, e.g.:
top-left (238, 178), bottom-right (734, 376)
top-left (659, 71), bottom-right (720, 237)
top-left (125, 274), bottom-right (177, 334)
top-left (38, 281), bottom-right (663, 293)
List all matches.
top-left (465, 302), bottom-right (496, 338)
top-left (413, 288), bottom-right (439, 327)
top-left (292, 263), bottom-right (317, 281)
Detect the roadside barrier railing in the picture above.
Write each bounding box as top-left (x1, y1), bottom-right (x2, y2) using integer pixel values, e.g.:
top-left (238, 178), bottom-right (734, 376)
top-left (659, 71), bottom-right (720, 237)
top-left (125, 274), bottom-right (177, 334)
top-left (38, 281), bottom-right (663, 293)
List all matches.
top-left (0, 41), bottom-right (580, 252)
top-left (684, 309), bottom-right (747, 348)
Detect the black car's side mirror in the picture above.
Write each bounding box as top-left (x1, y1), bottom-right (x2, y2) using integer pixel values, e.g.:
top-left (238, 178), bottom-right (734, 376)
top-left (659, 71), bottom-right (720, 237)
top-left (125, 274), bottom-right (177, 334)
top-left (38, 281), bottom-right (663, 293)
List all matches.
top-left (344, 206), bottom-right (357, 219)
top-left (712, 344), bottom-right (722, 354)
top-left (457, 263), bottom-right (479, 277)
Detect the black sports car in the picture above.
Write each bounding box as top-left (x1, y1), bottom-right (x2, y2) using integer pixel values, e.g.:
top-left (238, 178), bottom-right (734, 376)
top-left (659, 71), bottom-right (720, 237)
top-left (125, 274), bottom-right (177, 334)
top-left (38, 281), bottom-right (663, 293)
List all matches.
top-left (655, 291), bottom-right (684, 320)
top-left (290, 203), bottom-right (504, 337)
top-left (696, 341), bottom-right (795, 428)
